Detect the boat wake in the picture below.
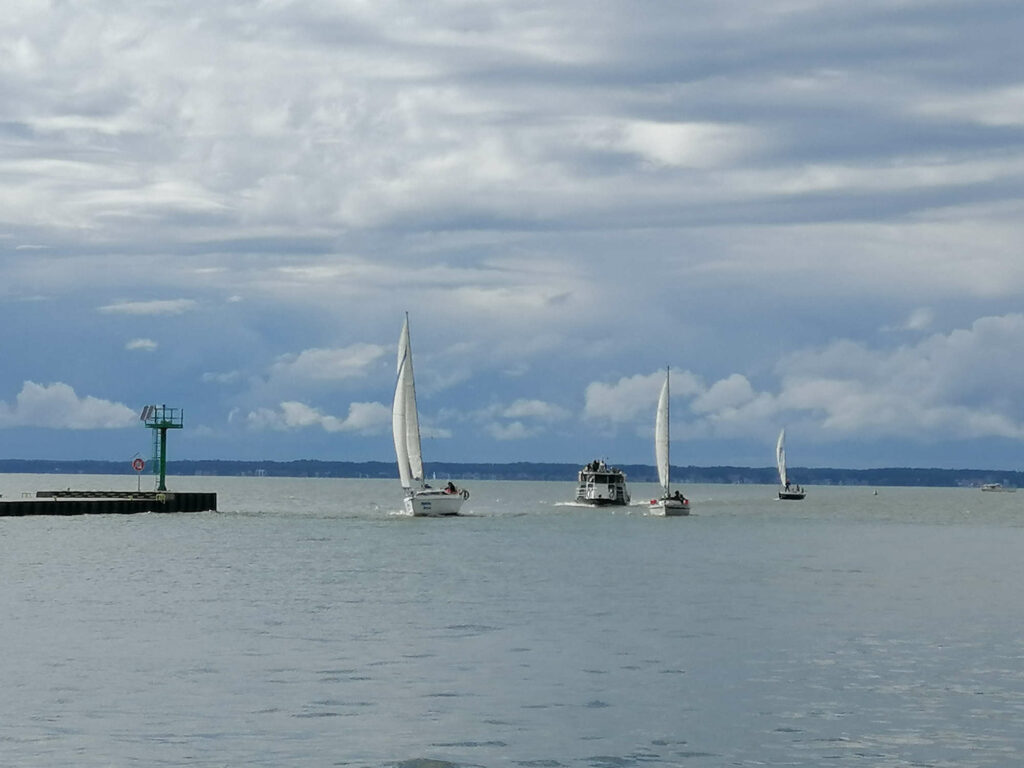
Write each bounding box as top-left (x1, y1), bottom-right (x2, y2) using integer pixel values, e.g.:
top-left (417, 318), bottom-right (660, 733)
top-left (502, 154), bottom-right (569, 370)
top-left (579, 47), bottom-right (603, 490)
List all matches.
top-left (553, 500), bottom-right (646, 510)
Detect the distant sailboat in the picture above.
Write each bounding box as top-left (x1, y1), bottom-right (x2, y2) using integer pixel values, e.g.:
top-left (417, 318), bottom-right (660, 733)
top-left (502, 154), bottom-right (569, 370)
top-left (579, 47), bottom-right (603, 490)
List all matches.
top-left (649, 368), bottom-right (689, 516)
top-left (776, 428), bottom-right (806, 500)
top-left (393, 314), bottom-right (468, 516)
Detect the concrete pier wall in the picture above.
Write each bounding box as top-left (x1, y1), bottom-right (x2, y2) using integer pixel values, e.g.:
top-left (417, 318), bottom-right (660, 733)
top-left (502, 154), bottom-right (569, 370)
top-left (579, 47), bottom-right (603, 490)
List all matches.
top-left (0, 491), bottom-right (217, 517)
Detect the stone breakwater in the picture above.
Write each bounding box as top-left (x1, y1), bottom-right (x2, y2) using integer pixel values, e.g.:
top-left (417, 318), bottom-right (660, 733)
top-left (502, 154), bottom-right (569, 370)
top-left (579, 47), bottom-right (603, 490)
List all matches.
top-left (0, 490), bottom-right (217, 516)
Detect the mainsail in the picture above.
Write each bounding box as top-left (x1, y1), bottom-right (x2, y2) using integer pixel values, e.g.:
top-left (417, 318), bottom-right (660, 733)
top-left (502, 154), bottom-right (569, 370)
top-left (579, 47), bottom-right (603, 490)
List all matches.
top-left (776, 428), bottom-right (788, 487)
top-left (393, 315), bottom-right (424, 489)
top-left (655, 371), bottom-right (670, 495)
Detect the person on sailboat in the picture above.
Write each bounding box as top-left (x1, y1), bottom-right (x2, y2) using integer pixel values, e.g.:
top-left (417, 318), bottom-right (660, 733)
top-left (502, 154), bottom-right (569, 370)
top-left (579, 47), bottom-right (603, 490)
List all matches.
top-left (445, 481), bottom-right (457, 494)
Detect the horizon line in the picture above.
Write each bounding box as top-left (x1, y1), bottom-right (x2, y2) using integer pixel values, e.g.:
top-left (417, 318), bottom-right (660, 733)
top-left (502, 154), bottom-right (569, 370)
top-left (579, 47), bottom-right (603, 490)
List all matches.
top-left (0, 457), bottom-right (1021, 474)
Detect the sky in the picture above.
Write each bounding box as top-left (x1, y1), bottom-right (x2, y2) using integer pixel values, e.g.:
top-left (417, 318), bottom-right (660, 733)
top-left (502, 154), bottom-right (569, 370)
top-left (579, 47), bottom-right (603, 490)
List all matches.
top-left (2, 0), bottom-right (1024, 470)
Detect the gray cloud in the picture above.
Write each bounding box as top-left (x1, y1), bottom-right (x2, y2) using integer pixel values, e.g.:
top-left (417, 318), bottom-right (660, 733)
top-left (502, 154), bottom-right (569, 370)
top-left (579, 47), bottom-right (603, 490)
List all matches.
top-left (98, 299), bottom-right (197, 316)
top-left (125, 337), bottom-right (158, 351)
top-left (2, 1), bottom-right (1023, 465)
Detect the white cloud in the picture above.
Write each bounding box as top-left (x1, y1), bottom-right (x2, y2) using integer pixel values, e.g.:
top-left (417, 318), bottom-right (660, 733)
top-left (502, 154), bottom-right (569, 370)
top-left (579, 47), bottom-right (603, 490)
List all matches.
top-left (475, 398), bottom-right (572, 440)
top-left (247, 402), bottom-right (316, 431)
top-left (897, 307), bottom-right (934, 332)
top-left (246, 400), bottom-right (390, 435)
top-left (614, 120), bottom-right (762, 169)
top-left (343, 401), bottom-right (393, 433)
top-left (502, 398), bottom-right (570, 422)
top-left (772, 314), bottom-right (1024, 440)
top-left (584, 372), bottom-right (661, 424)
top-left (692, 374), bottom-right (757, 414)
top-left (577, 314), bottom-right (1024, 445)
top-left (98, 299), bottom-right (197, 316)
top-left (202, 370), bottom-right (243, 384)
top-left (584, 370), bottom-right (704, 424)
top-left (269, 344), bottom-right (389, 383)
top-left (125, 338), bottom-right (158, 351)
top-left (3, 2), bottom-right (1024, 466)
top-left (454, 286), bottom-right (574, 314)
top-left (420, 424), bottom-right (453, 440)
top-left (0, 381), bottom-right (136, 429)
top-left (916, 84), bottom-right (1024, 127)
top-left (487, 420), bottom-right (537, 440)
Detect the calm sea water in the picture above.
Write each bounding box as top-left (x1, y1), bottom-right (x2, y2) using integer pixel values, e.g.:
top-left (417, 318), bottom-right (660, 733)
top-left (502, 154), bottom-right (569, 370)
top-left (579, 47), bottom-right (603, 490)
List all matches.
top-left (1, 474), bottom-right (1023, 767)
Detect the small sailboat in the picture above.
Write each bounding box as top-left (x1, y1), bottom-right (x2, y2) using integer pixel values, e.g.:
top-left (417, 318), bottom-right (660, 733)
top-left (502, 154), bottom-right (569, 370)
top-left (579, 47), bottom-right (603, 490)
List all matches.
top-left (776, 428), bottom-right (806, 500)
top-left (393, 314), bottom-right (468, 516)
top-left (649, 367), bottom-right (689, 516)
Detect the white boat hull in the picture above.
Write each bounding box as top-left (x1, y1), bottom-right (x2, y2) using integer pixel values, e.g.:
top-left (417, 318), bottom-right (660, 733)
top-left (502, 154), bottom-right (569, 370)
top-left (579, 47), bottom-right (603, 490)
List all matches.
top-left (778, 489), bottom-right (806, 500)
top-left (404, 489), bottom-right (466, 516)
top-left (575, 488), bottom-right (630, 505)
top-left (649, 498), bottom-right (690, 516)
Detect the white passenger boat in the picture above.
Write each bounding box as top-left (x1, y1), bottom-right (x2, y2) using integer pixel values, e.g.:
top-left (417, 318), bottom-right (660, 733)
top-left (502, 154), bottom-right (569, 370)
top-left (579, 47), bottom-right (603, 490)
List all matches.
top-left (575, 459), bottom-right (630, 505)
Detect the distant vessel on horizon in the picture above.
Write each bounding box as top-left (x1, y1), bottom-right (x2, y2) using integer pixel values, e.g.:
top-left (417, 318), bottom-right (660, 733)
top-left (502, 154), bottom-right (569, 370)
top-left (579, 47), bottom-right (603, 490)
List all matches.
top-left (776, 428), bottom-right (806, 500)
top-left (980, 483), bottom-right (1016, 493)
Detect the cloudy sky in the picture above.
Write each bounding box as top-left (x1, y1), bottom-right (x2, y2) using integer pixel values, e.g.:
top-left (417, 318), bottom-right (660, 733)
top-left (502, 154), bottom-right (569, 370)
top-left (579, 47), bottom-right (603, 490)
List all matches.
top-left (2, 0), bottom-right (1024, 470)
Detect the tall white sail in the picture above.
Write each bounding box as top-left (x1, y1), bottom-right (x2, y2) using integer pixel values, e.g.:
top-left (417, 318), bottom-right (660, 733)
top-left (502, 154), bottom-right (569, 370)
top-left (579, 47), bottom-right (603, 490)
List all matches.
top-left (393, 330), bottom-right (412, 489)
top-left (776, 428), bottom-right (788, 487)
top-left (655, 371), bottom-right (670, 495)
top-left (393, 315), bottom-right (424, 489)
top-left (390, 314), bottom-right (468, 516)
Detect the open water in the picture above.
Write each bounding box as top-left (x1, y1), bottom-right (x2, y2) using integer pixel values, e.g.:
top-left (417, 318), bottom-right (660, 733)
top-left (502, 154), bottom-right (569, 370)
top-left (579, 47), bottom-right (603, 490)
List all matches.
top-left (1, 474), bottom-right (1023, 767)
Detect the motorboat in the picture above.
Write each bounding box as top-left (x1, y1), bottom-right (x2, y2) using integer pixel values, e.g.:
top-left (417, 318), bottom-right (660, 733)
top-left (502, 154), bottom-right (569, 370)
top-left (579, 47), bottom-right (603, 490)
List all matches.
top-left (575, 459), bottom-right (630, 505)
top-left (981, 483), bottom-right (1016, 493)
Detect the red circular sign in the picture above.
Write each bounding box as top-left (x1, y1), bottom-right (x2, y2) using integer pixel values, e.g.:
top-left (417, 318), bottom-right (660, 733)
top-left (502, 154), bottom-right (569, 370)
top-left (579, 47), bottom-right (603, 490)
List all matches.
top-left (132, 457), bottom-right (145, 472)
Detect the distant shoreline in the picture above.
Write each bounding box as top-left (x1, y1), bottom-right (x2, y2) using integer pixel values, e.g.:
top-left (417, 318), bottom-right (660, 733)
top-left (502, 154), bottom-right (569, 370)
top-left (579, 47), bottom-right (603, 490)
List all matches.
top-left (0, 459), bottom-right (1019, 488)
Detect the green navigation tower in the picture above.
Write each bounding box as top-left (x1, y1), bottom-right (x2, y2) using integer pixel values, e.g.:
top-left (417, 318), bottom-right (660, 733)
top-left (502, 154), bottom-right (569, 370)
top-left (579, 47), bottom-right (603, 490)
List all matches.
top-left (141, 404), bottom-right (183, 492)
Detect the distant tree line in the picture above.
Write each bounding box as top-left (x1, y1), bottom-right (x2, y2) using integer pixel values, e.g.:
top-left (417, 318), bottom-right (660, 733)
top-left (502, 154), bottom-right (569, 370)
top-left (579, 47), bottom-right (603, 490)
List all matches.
top-left (0, 458), bottom-right (1020, 488)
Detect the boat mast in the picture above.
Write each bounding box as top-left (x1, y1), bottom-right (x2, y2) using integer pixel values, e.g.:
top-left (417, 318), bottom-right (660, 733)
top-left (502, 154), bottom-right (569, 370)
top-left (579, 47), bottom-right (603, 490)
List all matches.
top-left (393, 318), bottom-right (411, 489)
top-left (777, 430), bottom-right (782, 486)
top-left (665, 366), bottom-right (670, 494)
top-left (402, 311), bottom-right (424, 488)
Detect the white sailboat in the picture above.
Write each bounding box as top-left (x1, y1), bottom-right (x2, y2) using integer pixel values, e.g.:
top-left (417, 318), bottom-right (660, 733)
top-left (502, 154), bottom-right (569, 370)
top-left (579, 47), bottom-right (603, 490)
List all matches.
top-left (776, 428), bottom-right (805, 500)
top-left (649, 367), bottom-right (690, 516)
top-left (393, 314), bottom-right (468, 516)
